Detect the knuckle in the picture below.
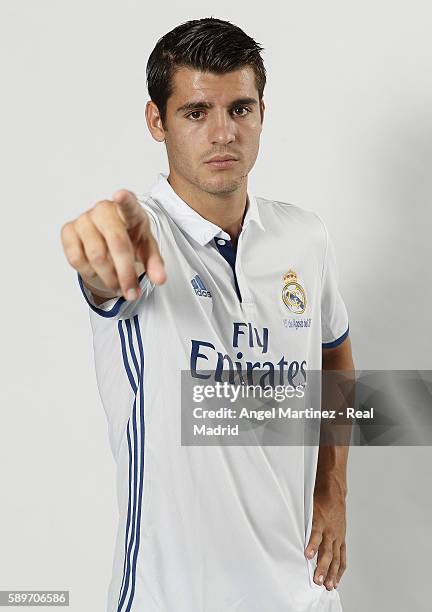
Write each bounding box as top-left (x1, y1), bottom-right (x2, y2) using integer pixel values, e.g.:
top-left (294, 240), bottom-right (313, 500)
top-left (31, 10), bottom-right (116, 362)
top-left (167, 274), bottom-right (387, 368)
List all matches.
top-left (320, 540), bottom-right (333, 553)
top-left (318, 557), bottom-right (331, 570)
top-left (65, 249), bottom-right (84, 268)
top-left (78, 209), bottom-right (92, 220)
top-left (87, 246), bottom-right (107, 265)
top-left (324, 535), bottom-right (335, 548)
top-left (75, 211), bottom-right (90, 229)
top-left (61, 222), bottom-right (81, 248)
top-left (91, 200), bottom-right (114, 221)
top-left (318, 550), bottom-right (333, 564)
top-left (107, 230), bottom-right (130, 251)
top-left (94, 199), bottom-right (113, 210)
top-left (60, 221), bottom-right (72, 240)
top-left (318, 564), bottom-right (330, 577)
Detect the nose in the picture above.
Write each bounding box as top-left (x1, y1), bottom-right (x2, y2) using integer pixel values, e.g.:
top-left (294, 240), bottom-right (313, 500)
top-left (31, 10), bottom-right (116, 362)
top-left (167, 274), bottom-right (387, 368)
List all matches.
top-left (208, 109), bottom-right (236, 146)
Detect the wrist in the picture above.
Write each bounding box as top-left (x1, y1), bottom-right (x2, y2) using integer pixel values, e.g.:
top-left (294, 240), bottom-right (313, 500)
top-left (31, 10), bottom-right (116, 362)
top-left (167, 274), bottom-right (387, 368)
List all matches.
top-left (315, 472), bottom-right (348, 499)
top-left (82, 277), bottom-right (122, 299)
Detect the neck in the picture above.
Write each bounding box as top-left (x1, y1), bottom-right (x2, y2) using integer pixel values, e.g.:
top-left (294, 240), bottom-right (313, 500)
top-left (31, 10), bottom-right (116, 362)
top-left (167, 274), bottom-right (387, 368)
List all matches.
top-left (166, 171), bottom-right (248, 242)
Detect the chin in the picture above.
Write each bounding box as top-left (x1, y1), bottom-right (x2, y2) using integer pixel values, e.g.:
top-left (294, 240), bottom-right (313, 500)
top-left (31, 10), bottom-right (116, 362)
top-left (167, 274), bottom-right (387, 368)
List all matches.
top-left (199, 173), bottom-right (244, 195)
top-left (204, 180), bottom-right (240, 196)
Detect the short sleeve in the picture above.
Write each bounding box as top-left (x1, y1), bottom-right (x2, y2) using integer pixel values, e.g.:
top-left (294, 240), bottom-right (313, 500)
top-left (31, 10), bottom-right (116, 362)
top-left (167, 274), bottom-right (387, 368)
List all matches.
top-left (77, 197), bottom-right (161, 321)
top-left (320, 223), bottom-right (349, 348)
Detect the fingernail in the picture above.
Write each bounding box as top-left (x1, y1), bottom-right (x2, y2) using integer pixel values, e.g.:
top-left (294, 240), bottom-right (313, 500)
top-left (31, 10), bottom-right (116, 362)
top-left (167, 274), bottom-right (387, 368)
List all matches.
top-left (307, 549), bottom-right (315, 558)
top-left (126, 288), bottom-right (138, 301)
top-left (318, 575), bottom-right (324, 584)
top-left (334, 582), bottom-right (338, 589)
top-left (327, 581), bottom-right (333, 589)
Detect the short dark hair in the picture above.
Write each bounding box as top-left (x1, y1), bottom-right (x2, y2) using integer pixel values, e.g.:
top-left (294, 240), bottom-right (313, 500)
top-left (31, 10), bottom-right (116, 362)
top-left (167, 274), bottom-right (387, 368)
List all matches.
top-left (146, 17), bottom-right (266, 128)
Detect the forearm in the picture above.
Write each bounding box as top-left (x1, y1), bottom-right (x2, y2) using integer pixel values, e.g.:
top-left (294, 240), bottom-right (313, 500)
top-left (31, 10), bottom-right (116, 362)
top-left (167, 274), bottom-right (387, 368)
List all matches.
top-left (315, 445), bottom-right (349, 497)
top-left (317, 337), bottom-right (355, 496)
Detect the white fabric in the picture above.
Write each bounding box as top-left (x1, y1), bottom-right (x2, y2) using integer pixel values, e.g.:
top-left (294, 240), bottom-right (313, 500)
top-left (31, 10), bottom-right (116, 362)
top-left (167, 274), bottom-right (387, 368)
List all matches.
top-left (78, 172), bottom-right (349, 611)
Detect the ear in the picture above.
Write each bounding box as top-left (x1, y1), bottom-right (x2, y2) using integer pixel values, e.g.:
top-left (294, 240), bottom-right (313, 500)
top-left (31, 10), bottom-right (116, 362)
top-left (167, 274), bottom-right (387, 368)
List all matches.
top-left (145, 100), bottom-right (166, 142)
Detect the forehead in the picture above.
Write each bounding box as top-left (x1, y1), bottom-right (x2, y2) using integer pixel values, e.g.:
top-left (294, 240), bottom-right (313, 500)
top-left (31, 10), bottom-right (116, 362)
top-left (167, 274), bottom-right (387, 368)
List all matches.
top-left (169, 66), bottom-right (258, 103)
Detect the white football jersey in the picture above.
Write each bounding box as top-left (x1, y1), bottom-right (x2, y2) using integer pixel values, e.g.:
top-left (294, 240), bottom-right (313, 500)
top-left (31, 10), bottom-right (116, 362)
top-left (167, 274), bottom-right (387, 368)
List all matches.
top-left (78, 172), bottom-right (349, 612)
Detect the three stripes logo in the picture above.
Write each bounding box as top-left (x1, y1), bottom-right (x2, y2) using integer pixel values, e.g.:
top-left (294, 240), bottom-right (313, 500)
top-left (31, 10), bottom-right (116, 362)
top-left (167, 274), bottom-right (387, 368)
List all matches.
top-left (191, 274), bottom-right (212, 298)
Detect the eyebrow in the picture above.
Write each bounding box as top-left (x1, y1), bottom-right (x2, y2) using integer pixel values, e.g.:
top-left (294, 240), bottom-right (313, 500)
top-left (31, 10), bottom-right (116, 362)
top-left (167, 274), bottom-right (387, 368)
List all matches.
top-left (175, 97), bottom-right (258, 114)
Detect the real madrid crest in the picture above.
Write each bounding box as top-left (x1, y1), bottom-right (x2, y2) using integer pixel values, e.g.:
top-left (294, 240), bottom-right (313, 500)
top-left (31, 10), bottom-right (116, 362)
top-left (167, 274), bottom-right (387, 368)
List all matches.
top-left (282, 269), bottom-right (307, 314)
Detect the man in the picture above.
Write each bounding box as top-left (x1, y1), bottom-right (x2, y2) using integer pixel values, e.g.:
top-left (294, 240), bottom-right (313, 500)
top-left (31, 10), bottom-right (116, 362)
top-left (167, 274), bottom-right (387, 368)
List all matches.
top-left (61, 17), bottom-right (353, 612)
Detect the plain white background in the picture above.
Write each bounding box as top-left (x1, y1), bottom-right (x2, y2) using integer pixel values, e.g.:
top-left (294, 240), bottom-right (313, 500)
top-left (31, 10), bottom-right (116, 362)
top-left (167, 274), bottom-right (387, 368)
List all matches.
top-left (1, 1), bottom-right (431, 610)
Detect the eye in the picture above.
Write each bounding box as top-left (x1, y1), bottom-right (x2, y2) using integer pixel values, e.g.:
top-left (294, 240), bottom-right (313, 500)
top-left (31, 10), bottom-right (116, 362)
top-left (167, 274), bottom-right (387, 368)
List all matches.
top-left (232, 106), bottom-right (251, 117)
top-left (186, 110), bottom-right (205, 120)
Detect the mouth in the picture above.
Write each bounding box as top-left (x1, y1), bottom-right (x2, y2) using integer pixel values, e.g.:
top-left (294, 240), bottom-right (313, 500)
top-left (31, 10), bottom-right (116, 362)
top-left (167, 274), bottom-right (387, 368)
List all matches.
top-left (205, 158), bottom-right (238, 169)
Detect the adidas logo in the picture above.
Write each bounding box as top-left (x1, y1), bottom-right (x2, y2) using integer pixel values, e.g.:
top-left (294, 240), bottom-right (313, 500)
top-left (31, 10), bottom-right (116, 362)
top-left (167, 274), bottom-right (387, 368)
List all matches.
top-left (191, 274), bottom-right (212, 298)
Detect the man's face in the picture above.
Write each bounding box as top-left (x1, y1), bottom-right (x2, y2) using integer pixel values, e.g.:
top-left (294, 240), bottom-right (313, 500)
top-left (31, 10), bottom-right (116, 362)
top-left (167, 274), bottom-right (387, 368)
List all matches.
top-left (160, 66), bottom-right (264, 195)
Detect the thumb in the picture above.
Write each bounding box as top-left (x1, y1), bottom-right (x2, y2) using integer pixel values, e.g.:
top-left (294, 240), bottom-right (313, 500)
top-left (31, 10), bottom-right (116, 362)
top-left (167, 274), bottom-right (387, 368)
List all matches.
top-left (112, 188), bottom-right (143, 229)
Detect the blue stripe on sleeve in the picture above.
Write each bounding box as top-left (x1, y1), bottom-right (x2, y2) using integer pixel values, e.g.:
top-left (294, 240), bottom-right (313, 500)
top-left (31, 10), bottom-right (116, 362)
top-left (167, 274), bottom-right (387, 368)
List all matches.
top-left (77, 271), bottom-right (146, 318)
top-left (322, 325), bottom-right (349, 349)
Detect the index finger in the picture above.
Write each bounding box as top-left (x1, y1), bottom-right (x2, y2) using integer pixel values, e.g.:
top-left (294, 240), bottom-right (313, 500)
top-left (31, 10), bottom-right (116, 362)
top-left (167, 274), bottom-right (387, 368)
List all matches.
top-left (90, 201), bottom-right (141, 299)
top-left (135, 229), bottom-right (167, 286)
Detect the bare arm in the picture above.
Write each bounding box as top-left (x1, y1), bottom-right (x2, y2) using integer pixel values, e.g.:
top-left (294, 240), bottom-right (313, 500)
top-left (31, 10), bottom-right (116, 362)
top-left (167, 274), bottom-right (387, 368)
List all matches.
top-left (305, 336), bottom-right (354, 591)
top-left (318, 336), bottom-right (354, 494)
